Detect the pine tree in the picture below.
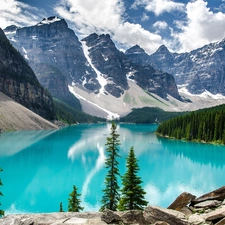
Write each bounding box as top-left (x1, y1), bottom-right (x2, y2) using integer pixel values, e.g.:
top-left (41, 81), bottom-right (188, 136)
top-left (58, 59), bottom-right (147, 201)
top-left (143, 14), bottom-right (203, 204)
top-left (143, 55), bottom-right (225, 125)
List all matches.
top-left (0, 168), bottom-right (4, 217)
top-left (118, 147), bottom-right (148, 211)
top-left (59, 202), bottom-right (64, 212)
top-left (68, 185), bottom-right (84, 212)
top-left (100, 122), bottom-right (121, 211)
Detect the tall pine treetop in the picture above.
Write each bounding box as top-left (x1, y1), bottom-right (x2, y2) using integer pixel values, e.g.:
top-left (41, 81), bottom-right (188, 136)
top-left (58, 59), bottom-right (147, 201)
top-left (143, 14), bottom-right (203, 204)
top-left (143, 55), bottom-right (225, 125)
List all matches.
top-left (118, 146), bottom-right (148, 211)
top-left (100, 122), bottom-right (121, 211)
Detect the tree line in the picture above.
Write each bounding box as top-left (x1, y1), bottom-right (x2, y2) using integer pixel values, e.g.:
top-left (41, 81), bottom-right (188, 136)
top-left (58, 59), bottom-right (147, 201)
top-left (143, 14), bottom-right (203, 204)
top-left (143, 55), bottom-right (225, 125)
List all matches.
top-left (156, 104), bottom-right (225, 144)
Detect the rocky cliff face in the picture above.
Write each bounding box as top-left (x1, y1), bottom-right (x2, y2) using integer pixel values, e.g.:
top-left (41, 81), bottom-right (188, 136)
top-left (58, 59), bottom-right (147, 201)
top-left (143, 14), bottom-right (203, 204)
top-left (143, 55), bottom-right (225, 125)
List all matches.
top-left (127, 41), bottom-right (225, 95)
top-left (0, 28), bottom-right (54, 120)
top-left (4, 17), bottom-right (94, 108)
top-left (82, 33), bottom-right (181, 100)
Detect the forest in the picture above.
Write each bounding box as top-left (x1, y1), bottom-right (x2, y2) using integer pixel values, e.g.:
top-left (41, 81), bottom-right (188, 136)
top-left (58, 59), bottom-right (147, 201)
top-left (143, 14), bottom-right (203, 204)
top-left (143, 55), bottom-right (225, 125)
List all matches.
top-left (156, 104), bottom-right (225, 144)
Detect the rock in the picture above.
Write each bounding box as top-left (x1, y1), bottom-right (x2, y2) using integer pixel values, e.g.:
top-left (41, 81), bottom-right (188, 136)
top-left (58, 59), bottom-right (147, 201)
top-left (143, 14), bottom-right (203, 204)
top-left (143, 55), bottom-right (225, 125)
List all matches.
top-left (168, 192), bottom-right (196, 211)
top-left (101, 209), bottom-right (121, 224)
top-left (215, 217), bottom-right (225, 225)
top-left (191, 186), bottom-right (225, 205)
top-left (180, 206), bottom-right (193, 217)
top-left (120, 210), bottom-right (147, 224)
top-left (188, 214), bottom-right (205, 225)
top-left (154, 222), bottom-right (170, 225)
top-left (203, 207), bottom-right (225, 221)
top-left (194, 200), bottom-right (221, 208)
top-left (143, 205), bottom-right (189, 225)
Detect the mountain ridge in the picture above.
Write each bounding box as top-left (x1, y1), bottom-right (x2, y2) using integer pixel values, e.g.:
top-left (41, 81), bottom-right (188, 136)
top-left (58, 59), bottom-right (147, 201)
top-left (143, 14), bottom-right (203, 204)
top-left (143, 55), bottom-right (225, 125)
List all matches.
top-left (4, 16), bottom-right (225, 119)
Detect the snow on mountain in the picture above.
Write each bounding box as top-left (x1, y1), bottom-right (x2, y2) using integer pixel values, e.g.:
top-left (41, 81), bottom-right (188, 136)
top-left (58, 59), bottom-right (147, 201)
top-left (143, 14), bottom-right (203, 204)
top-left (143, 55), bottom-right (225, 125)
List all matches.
top-left (37, 16), bottom-right (62, 26)
top-left (81, 41), bottom-right (107, 96)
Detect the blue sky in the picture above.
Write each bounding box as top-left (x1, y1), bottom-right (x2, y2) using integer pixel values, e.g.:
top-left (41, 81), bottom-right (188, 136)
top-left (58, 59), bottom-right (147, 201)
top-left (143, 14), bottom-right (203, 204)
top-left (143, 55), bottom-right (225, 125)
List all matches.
top-left (1, 0), bottom-right (225, 54)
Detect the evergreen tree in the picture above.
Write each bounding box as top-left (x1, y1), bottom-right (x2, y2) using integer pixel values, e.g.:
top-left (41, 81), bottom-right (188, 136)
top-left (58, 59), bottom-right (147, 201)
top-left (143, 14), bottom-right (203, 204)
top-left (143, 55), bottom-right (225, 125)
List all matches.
top-left (100, 122), bottom-right (121, 211)
top-left (68, 185), bottom-right (84, 212)
top-left (0, 168), bottom-right (4, 217)
top-left (118, 147), bottom-right (148, 211)
top-left (59, 202), bottom-right (64, 212)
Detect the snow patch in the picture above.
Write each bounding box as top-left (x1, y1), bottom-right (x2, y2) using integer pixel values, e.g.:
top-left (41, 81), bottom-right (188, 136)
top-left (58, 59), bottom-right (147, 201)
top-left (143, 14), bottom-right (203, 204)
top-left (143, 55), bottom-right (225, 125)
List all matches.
top-left (37, 17), bottom-right (62, 26)
top-left (81, 41), bottom-right (107, 95)
top-left (178, 84), bottom-right (225, 100)
top-left (68, 85), bottom-right (119, 120)
top-left (126, 71), bottom-right (136, 82)
top-left (22, 47), bottom-right (29, 60)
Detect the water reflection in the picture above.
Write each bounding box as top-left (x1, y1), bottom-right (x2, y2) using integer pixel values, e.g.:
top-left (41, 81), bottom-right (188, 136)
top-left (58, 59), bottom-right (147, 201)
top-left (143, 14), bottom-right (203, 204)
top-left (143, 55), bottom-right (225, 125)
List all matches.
top-left (0, 130), bottom-right (57, 157)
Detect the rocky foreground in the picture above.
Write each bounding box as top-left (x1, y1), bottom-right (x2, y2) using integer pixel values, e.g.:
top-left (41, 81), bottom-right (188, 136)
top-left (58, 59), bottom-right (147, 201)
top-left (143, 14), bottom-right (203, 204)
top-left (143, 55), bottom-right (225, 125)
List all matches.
top-left (1, 186), bottom-right (225, 225)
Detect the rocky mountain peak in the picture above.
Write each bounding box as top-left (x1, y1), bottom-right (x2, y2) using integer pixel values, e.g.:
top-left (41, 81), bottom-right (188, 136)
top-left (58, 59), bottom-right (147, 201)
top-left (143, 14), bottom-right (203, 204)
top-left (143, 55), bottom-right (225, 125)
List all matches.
top-left (156, 44), bottom-right (170, 53)
top-left (125, 45), bottom-right (146, 54)
top-left (82, 33), bottom-right (114, 48)
top-left (3, 25), bottom-right (19, 33)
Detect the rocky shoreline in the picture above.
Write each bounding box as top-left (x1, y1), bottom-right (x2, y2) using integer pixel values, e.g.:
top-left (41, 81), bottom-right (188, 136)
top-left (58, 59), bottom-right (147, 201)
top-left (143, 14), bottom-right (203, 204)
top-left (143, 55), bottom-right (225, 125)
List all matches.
top-left (1, 186), bottom-right (225, 225)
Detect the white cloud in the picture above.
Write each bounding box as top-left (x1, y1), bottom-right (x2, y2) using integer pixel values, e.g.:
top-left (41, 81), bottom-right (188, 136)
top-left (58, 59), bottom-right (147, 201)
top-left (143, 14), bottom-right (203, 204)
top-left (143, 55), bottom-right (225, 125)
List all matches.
top-left (54, 0), bottom-right (163, 54)
top-left (141, 12), bottom-right (149, 21)
top-left (54, 0), bottom-right (125, 35)
top-left (0, 0), bottom-right (45, 29)
top-left (176, 0), bottom-right (225, 52)
top-left (153, 21), bottom-right (168, 30)
top-left (131, 0), bottom-right (185, 16)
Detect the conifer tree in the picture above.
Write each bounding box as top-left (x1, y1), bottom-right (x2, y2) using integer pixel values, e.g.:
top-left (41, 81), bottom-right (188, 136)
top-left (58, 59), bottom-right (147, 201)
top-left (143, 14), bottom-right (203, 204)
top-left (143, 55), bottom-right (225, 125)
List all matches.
top-left (118, 147), bottom-right (148, 211)
top-left (0, 168), bottom-right (4, 217)
top-left (100, 122), bottom-right (121, 211)
top-left (59, 202), bottom-right (64, 212)
top-left (68, 185), bottom-right (84, 212)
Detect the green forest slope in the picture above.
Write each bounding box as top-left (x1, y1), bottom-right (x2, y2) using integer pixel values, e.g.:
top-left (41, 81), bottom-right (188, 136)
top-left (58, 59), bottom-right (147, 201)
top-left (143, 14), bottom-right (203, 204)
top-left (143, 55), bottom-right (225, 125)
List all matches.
top-left (156, 104), bottom-right (225, 144)
top-left (120, 107), bottom-right (183, 123)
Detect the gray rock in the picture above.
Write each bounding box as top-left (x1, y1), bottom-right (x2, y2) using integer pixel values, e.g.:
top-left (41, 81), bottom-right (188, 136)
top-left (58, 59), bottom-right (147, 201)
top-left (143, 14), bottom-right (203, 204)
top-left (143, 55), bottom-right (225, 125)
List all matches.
top-left (154, 222), bottom-right (170, 225)
top-left (203, 207), bottom-right (225, 221)
top-left (180, 206), bottom-right (193, 217)
top-left (215, 217), bottom-right (225, 225)
top-left (191, 186), bottom-right (225, 205)
top-left (101, 209), bottom-right (121, 224)
top-left (194, 200), bottom-right (221, 208)
top-left (143, 205), bottom-right (189, 225)
top-left (120, 210), bottom-right (147, 224)
top-left (188, 214), bottom-right (205, 225)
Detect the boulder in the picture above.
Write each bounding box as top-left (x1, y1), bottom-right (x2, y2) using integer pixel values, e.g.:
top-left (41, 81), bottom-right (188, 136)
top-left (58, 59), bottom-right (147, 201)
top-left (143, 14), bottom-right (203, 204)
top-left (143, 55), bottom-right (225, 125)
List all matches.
top-left (188, 214), bottom-right (205, 225)
top-left (194, 200), bottom-right (221, 208)
top-left (120, 210), bottom-right (147, 224)
top-left (215, 217), bottom-right (225, 225)
top-left (168, 192), bottom-right (196, 211)
top-left (101, 209), bottom-right (121, 224)
top-left (180, 206), bottom-right (193, 217)
top-left (154, 222), bottom-right (170, 225)
top-left (191, 186), bottom-right (225, 205)
top-left (203, 207), bottom-right (225, 221)
top-left (144, 205), bottom-right (189, 225)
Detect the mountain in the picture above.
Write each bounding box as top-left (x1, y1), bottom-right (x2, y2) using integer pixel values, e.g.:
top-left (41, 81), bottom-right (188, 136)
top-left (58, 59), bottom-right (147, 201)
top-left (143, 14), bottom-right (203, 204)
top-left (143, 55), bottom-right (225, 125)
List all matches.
top-left (4, 16), bottom-right (84, 110)
top-left (4, 17), bottom-right (183, 118)
top-left (126, 41), bottom-right (225, 96)
top-left (0, 28), bottom-right (54, 120)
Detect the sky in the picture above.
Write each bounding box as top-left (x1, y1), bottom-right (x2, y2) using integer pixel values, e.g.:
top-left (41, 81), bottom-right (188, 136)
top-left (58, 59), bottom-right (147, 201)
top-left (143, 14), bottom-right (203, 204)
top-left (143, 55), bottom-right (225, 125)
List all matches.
top-left (1, 0), bottom-right (225, 54)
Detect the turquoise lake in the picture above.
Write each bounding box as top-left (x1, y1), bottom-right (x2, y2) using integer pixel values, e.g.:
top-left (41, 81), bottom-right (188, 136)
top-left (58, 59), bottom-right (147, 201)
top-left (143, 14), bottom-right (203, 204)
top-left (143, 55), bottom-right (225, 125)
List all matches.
top-left (0, 123), bottom-right (225, 214)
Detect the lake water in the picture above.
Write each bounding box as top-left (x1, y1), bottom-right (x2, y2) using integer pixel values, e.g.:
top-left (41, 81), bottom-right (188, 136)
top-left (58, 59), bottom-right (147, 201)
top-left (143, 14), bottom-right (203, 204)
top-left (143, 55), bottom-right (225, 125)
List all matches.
top-left (0, 123), bottom-right (225, 214)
